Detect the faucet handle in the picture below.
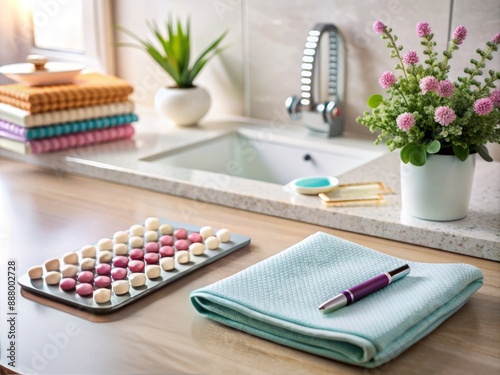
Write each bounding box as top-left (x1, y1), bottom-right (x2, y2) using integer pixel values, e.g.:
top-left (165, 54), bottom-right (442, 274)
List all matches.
top-left (323, 100), bottom-right (342, 124)
top-left (285, 95), bottom-right (302, 120)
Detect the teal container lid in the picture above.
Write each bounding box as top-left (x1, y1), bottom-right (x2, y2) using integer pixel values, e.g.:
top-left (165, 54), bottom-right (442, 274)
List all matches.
top-left (290, 176), bottom-right (339, 195)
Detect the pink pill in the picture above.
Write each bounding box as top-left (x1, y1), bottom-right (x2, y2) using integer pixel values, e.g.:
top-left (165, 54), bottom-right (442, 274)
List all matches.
top-left (95, 275), bottom-right (111, 288)
top-left (159, 246), bottom-right (175, 258)
top-left (113, 255), bottom-right (129, 268)
top-left (129, 248), bottom-right (144, 260)
top-left (174, 229), bottom-right (187, 239)
top-left (174, 239), bottom-right (189, 251)
top-left (76, 283), bottom-right (93, 297)
top-left (188, 232), bottom-right (203, 243)
top-left (145, 242), bottom-right (159, 253)
top-left (77, 271), bottom-right (94, 284)
top-left (111, 267), bottom-right (127, 280)
top-left (128, 260), bottom-right (145, 273)
top-left (96, 263), bottom-right (111, 275)
top-left (60, 278), bottom-right (76, 291)
top-left (159, 235), bottom-right (174, 246)
top-left (144, 253), bottom-right (159, 264)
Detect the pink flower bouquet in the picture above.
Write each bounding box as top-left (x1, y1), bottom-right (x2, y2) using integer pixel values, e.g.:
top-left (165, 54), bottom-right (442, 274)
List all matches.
top-left (357, 21), bottom-right (500, 166)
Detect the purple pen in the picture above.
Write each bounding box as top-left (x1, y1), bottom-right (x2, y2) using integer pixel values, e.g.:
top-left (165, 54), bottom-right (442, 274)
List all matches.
top-left (319, 264), bottom-right (411, 314)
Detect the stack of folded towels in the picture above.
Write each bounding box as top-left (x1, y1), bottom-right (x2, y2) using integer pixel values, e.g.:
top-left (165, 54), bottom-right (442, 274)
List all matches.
top-left (0, 73), bottom-right (137, 154)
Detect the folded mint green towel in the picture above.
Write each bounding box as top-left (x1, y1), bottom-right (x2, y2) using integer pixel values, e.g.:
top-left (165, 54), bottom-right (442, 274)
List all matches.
top-left (190, 232), bottom-right (483, 368)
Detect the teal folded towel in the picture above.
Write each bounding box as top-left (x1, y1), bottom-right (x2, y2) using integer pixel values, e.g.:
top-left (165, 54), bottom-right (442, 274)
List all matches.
top-left (190, 232), bottom-right (483, 368)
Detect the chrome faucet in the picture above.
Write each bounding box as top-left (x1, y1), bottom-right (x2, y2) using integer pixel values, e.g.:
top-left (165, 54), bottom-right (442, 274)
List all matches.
top-left (285, 23), bottom-right (345, 137)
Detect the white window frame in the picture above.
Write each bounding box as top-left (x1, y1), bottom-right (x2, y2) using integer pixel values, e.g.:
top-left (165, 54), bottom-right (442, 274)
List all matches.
top-left (28, 0), bottom-right (115, 74)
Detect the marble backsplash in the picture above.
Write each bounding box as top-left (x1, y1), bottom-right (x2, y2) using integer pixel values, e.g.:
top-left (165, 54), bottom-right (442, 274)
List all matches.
top-left (113, 0), bottom-right (500, 136)
top-left (2, 0), bottom-right (497, 135)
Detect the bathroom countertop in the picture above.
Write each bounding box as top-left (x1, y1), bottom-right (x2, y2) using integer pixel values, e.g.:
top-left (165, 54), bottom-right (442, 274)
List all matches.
top-left (1, 108), bottom-right (499, 261)
top-left (1, 158), bottom-right (499, 375)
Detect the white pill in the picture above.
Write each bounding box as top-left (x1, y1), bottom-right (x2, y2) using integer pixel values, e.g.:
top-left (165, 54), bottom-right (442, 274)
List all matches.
top-left (145, 264), bottom-right (161, 279)
top-left (94, 288), bottom-right (111, 304)
top-left (80, 258), bottom-right (96, 270)
top-left (28, 266), bottom-right (43, 279)
top-left (44, 258), bottom-right (60, 272)
top-left (205, 236), bottom-right (220, 250)
top-left (200, 226), bottom-right (214, 239)
top-left (98, 251), bottom-right (112, 263)
top-left (129, 224), bottom-right (145, 237)
top-left (159, 224), bottom-right (173, 235)
top-left (62, 252), bottom-right (78, 264)
top-left (190, 242), bottom-right (205, 256)
top-left (144, 230), bottom-right (159, 242)
top-left (112, 280), bottom-right (130, 295)
top-left (61, 264), bottom-right (78, 278)
top-left (113, 243), bottom-right (128, 255)
top-left (129, 273), bottom-right (147, 287)
top-left (160, 257), bottom-right (175, 271)
top-left (45, 271), bottom-right (61, 285)
top-left (216, 228), bottom-right (231, 243)
top-left (97, 238), bottom-right (113, 251)
top-left (81, 245), bottom-right (96, 258)
top-left (113, 231), bottom-right (129, 244)
top-left (145, 217), bottom-right (160, 231)
top-left (129, 236), bottom-right (144, 248)
top-left (176, 250), bottom-right (190, 264)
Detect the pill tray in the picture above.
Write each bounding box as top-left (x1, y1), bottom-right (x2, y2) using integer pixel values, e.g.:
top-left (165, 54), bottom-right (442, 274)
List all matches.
top-left (18, 219), bottom-right (251, 314)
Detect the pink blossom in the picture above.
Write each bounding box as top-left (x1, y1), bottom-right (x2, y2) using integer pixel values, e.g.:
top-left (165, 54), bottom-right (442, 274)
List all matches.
top-left (434, 106), bottom-right (456, 126)
top-left (474, 98), bottom-right (494, 115)
top-left (492, 33), bottom-right (500, 44)
top-left (373, 21), bottom-right (386, 34)
top-left (437, 80), bottom-right (455, 98)
top-left (452, 25), bottom-right (467, 45)
top-left (402, 50), bottom-right (419, 65)
top-left (396, 112), bottom-right (415, 131)
top-left (419, 76), bottom-right (439, 94)
top-left (490, 89), bottom-right (500, 105)
top-left (378, 71), bottom-right (397, 89)
top-left (416, 21), bottom-right (432, 38)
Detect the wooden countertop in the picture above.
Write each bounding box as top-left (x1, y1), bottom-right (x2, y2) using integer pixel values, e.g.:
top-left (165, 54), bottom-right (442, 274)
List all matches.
top-left (0, 158), bottom-right (499, 375)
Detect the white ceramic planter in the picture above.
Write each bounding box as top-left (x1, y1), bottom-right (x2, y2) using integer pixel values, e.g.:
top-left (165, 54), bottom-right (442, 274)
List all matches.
top-left (400, 154), bottom-right (476, 221)
top-left (154, 86), bottom-right (211, 126)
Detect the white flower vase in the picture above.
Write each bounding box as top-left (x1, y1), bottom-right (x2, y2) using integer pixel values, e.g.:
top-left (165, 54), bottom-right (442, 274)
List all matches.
top-left (154, 86), bottom-right (211, 126)
top-left (400, 153), bottom-right (476, 221)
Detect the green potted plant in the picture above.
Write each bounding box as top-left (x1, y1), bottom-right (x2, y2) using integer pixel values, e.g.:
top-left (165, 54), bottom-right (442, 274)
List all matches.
top-left (357, 21), bottom-right (499, 221)
top-left (117, 17), bottom-right (227, 126)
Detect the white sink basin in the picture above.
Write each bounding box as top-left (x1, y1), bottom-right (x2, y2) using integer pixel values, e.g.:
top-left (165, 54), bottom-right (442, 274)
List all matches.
top-left (141, 127), bottom-right (385, 185)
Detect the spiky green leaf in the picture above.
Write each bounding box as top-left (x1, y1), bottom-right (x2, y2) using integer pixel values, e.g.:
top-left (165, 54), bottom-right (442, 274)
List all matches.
top-left (116, 17), bottom-right (228, 87)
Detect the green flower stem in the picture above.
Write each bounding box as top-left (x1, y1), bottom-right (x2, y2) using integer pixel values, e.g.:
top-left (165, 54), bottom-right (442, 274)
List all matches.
top-left (422, 37), bottom-right (437, 70)
top-left (424, 38), bottom-right (433, 57)
top-left (478, 75), bottom-right (498, 93)
top-left (439, 41), bottom-right (456, 79)
top-left (466, 44), bottom-right (495, 86)
top-left (383, 30), bottom-right (408, 79)
top-left (394, 86), bottom-right (409, 106)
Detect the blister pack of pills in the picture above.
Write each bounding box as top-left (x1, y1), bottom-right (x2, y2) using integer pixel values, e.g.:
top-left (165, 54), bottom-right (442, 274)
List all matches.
top-left (18, 218), bottom-right (251, 313)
